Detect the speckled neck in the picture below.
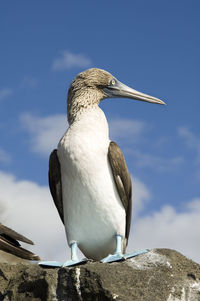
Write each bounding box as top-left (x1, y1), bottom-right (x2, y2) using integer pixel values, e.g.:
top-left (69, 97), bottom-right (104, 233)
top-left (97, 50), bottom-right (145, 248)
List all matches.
top-left (67, 87), bottom-right (104, 125)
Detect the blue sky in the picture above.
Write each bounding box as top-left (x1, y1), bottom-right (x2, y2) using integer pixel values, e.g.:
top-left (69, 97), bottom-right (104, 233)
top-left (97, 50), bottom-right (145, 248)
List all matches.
top-left (0, 1), bottom-right (200, 263)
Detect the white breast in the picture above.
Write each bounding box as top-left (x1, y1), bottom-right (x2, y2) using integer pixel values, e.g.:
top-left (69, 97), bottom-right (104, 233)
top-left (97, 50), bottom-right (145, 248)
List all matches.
top-left (57, 107), bottom-right (125, 260)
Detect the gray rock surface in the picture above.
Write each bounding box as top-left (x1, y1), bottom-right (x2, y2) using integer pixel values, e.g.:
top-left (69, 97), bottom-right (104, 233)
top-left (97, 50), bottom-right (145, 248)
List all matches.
top-left (0, 249), bottom-right (200, 301)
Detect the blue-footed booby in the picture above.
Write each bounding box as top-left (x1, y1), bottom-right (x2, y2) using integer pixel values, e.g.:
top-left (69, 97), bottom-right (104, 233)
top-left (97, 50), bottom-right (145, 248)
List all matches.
top-left (40, 68), bottom-right (165, 267)
top-left (0, 223), bottom-right (40, 260)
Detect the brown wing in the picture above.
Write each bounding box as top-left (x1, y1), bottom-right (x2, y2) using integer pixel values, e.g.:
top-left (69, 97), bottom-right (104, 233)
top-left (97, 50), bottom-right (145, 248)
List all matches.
top-left (49, 149), bottom-right (64, 224)
top-left (0, 223), bottom-right (40, 260)
top-left (108, 141), bottom-right (132, 243)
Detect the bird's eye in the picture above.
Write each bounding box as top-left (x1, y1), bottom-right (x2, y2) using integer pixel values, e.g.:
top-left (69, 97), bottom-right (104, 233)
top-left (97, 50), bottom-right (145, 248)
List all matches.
top-left (110, 79), bottom-right (116, 86)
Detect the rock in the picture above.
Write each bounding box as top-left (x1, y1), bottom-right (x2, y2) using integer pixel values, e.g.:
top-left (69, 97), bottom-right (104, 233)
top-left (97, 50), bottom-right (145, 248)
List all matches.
top-left (0, 249), bottom-right (200, 301)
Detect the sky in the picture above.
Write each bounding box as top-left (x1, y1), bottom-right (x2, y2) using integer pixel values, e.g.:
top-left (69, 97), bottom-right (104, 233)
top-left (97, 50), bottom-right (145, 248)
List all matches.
top-left (0, 1), bottom-right (200, 264)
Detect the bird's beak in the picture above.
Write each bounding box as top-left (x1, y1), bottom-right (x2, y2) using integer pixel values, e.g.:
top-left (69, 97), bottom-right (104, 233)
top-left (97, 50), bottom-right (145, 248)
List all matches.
top-left (103, 78), bottom-right (166, 105)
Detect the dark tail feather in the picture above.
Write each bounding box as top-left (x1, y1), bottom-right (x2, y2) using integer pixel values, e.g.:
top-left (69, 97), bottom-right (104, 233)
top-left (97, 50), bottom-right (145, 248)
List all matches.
top-left (0, 223), bottom-right (41, 260)
top-left (0, 237), bottom-right (41, 260)
top-left (0, 223), bottom-right (34, 245)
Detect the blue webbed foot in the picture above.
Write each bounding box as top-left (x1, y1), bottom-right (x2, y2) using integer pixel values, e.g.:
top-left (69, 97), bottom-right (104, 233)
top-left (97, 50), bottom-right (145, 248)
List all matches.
top-left (100, 235), bottom-right (149, 263)
top-left (39, 241), bottom-right (87, 268)
top-left (123, 249), bottom-right (149, 259)
top-left (62, 257), bottom-right (87, 267)
top-left (39, 261), bottom-right (62, 267)
top-left (101, 249), bottom-right (149, 263)
top-left (101, 235), bottom-right (125, 263)
top-left (39, 258), bottom-right (88, 268)
top-left (101, 253), bottom-right (125, 263)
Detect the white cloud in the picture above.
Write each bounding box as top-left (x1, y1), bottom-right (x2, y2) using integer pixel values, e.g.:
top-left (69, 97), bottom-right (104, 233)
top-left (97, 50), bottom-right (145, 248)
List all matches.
top-left (132, 177), bottom-right (151, 217)
top-left (109, 119), bottom-right (147, 142)
top-left (20, 113), bottom-right (67, 155)
top-left (0, 171), bottom-right (67, 262)
top-left (178, 126), bottom-right (200, 164)
top-left (132, 150), bottom-right (184, 172)
top-left (109, 119), bottom-right (183, 172)
top-left (52, 50), bottom-right (92, 71)
top-left (128, 199), bottom-right (200, 263)
top-left (0, 88), bottom-right (12, 102)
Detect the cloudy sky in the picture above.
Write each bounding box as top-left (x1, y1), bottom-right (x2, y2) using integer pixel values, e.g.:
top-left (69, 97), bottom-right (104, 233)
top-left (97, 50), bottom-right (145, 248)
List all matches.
top-left (0, 1), bottom-right (200, 263)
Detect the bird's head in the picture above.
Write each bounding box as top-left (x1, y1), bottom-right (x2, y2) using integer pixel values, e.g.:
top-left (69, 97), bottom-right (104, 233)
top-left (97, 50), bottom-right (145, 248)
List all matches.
top-left (67, 68), bottom-right (165, 123)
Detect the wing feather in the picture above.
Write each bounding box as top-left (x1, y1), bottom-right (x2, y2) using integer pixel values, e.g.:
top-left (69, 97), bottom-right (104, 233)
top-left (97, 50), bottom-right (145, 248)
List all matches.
top-left (108, 141), bottom-right (132, 242)
top-left (49, 149), bottom-right (64, 224)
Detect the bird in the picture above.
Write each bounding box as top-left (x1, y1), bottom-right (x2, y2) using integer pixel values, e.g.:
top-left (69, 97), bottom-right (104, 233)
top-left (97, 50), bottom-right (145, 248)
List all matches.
top-left (39, 68), bottom-right (165, 267)
top-left (0, 223), bottom-right (40, 261)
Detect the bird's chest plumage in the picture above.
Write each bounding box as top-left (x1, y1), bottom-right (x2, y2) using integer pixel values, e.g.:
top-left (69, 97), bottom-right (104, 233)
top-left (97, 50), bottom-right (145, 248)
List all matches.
top-left (57, 108), bottom-right (126, 260)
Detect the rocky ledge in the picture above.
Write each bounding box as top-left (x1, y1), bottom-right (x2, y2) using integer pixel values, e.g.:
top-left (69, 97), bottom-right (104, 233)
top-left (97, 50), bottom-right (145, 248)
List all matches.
top-left (0, 249), bottom-right (200, 301)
